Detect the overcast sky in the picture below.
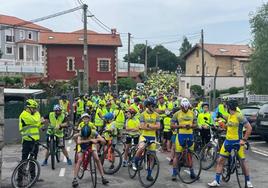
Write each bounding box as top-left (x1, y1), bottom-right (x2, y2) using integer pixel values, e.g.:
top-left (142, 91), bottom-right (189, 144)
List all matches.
top-left (1, 0), bottom-right (267, 59)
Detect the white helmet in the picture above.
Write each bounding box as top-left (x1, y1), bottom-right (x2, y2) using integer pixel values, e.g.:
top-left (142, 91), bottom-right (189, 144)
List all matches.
top-left (180, 98), bottom-right (191, 109)
top-left (81, 113), bottom-right (90, 119)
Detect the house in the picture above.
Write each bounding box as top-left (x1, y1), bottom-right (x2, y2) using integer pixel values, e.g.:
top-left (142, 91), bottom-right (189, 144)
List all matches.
top-left (179, 43), bottom-right (252, 97)
top-left (39, 29), bottom-right (122, 89)
top-left (0, 14), bottom-right (51, 75)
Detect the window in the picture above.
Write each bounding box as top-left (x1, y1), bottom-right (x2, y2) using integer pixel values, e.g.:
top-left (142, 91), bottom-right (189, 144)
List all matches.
top-left (5, 29), bottom-right (14, 42)
top-left (97, 80), bottom-right (111, 92)
top-left (196, 49), bottom-right (199, 57)
top-left (28, 31), bottom-right (33, 40)
top-left (6, 45), bottom-right (13, 55)
top-left (98, 59), bottom-right (111, 72)
top-left (187, 83), bottom-right (190, 89)
top-left (196, 65), bottom-right (200, 74)
top-left (19, 30), bottom-right (25, 40)
top-left (67, 57), bottom-right (75, 71)
top-left (19, 47), bottom-right (24, 60)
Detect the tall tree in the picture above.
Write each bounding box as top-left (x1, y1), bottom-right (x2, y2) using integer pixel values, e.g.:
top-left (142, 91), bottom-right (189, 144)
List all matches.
top-left (178, 37), bottom-right (192, 71)
top-left (123, 44), bottom-right (152, 64)
top-left (249, 3), bottom-right (268, 94)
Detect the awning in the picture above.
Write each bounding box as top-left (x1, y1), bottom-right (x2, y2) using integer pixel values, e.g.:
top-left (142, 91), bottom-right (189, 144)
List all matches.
top-left (4, 88), bottom-right (44, 96)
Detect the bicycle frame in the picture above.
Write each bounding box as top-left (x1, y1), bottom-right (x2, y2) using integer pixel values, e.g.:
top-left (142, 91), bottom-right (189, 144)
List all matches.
top-left (81, 145), bottom-right (94, 170)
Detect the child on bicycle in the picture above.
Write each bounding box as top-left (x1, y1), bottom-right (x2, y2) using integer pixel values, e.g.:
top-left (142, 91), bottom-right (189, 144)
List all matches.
top-left (72, 123), bottom-right (109, 187)
top-left (103, 112), bottom-right (118, 170)
top-left (123, 107), bottom-right (140, 167)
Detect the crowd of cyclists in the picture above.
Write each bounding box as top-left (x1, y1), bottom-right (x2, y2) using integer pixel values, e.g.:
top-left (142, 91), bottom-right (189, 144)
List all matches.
top-left (16, 74), bottom-right (254, 188)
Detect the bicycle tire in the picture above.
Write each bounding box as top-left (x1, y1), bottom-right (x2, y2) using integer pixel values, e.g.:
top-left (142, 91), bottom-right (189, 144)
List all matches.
top-left (236, 159), bottom-right (246, 188)
top-left (200, 142), bottom-right (218, 170)
top-left (89, 154), bottom-right (97, 188)
top-left (177, 151), bottom-right (202, 184)
top-left (101, 147), bottom-right (122, 175)
top-left (77, 166), bottom-right (85, 180)
top-left (11, 159), bottom-right (40, 188)
top-left (138, 151), bottom-right (160, 188)
top-left (64, 123), bottom-right (74, 140)
top-left (128, 146), bottom-right (138, 179)
top-left (50, 138), bottom-right (55, 170)
top-left (222, 160), bottom-right (231, 182)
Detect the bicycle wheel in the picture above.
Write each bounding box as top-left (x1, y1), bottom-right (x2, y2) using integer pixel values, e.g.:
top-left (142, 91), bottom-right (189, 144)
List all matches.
top-left (177, 151), bottom-right (201, 184)
top-left (138, 152), bottom-right (160, 188)
top-left (11, 159), bottom-right (40, 188)
top-left (56, 147), bottom-right (61, 163)
top-left (89, 154), bottom-right (97, 188)
top-left (222, 159), bottom-right (231, 182)
top-left (64, 123), bottom-right (74, 140)
top-left (116, 139), bottom-right (126, 155)
top-left (50, 138), bottom-right (55, 170)
top-left (101, 147), bottom-right (122, 175)
top-left (236, 159), bottom-right (246, 188)
top-left (200, 142), bottom-right (218, 170)
top-left (77, 166), bottom-right (85, 180)
top-left (128, 146), bottom-right (138, 179)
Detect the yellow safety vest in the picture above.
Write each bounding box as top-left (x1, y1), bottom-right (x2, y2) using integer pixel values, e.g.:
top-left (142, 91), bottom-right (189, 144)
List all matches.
top-left (48, 112), bottom-right (65, 138)
top-left (114, 109), bottom-right (125, 129)
top-left (19, 110), bottom-right (42, 141)
top-left (126, 118), bottom-right (140, 136)
top-left (163, 116), bottom-right (171, 132)
top-left (59, 99), bottom-right (69, 114)
top-left (94, 108), bottom-right (104, 127)
top-left (77, 99), bottom-right (84, 115)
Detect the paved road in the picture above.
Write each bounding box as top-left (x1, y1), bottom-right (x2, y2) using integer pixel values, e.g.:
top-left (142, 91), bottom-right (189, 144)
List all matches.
top-left (2, 139), bottom-right (268, 188)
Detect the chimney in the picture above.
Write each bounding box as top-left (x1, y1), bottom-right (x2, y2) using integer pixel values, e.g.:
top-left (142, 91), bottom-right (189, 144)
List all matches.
top-left (111, 28), bottom-right (116, 37)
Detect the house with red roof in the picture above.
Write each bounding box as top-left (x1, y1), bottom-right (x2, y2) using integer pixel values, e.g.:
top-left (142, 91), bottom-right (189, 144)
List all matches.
top-left (179, 43), bottom-right (252, 97)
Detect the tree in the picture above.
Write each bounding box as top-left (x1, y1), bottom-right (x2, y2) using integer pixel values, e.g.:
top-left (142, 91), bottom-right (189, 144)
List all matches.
top-left (123, 44), bottom-right (152, 64)
top-left (249, 3), bottom-right (268, 94)
top-left (117, 77), bottom-right (136, 91)
top-left (179, 37), bottom-right (192, 71)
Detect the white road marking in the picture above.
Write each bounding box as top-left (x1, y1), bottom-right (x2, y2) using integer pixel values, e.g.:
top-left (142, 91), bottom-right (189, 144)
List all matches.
top-left (250, 141), bottom-right (266, 144)
top-left (68, 140), bottom-right (72, 144)
top-left (252, 150), bottom-right (268, 157)
top-left (251, 147), bottom-right (268, 155)
top-left (59, 168), bottom-right (66, 177)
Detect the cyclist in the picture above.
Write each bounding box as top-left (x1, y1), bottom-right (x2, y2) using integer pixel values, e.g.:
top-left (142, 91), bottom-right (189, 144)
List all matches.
top-left (132, 97), bottom-right (160, 182)
top-left (156, 95), bottom-right (167, 142)
top-left (171, 98), bottom-right (198, 181)
top-left (113, 101), bottom-right (125, 141)
top-left (123, 107), bottom-right (140, 167)
top-left (162, 110), bottom-right (172, 152)
top-left (18, 99), bottom-right (43, 185)
top-left (197, 102), bottom-right (214, 145)
top-left (72, 125), bottom-right (109, 187)
top-left (94, 100), bottom-right (106, 132)
top-left (76, 94), bottom-right (85, 121)
top-left (103, 112), bottom-right (118, 169)
top-left (42, 105), bottom-right (72, 166)
top-left (59, 95), bottom-right (70, 115)
top-left (208, 99), bottom-right (253, 187)
top-left (130, 97), bottom-right (141, 119)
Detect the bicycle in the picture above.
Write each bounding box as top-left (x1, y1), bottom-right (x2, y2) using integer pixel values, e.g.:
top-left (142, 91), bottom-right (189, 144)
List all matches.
top-left (77, 144), bottom-right (97, 188)
top-left (47, 127), bottom-right (63, 170)
top-left (175, 138), bottom-right (202, 184)
top-left (99, 130), bottom-right (122, 175)
top-left (11, 136), bottom-right (48, 188)
top-left (221, 142), bottom-right (249, 188)
top-left (64, 121), bottom-right (75, 140)
top-left (200, 118), bottom-right (225, 170)
top-left (135, 140), bottom-right (160, 188)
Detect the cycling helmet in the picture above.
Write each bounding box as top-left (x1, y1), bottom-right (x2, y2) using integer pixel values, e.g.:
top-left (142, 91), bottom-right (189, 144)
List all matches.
top-left (81, 125), bottom-right (92, 138)
top-left (53, 104), bottom-right (62, 111)
top-left (202, 102), bottom-right (209, 108)
top-left (165, 110), bottom-right (171, 116)
top-left (222, 96), bottom-right (228, 101)
top-left (180, 98), bottom-right (190, 109)
top-left (81, 113), bottom-right (90, 119)
top-left (104, 112), bottom-right (114, 121)
top-left (127, 107), bottom-right (137, 115)
top-left (227, 99), bottom-right (238, 111)
top-left (26, 99), bottom-right (38, 108)
top-left (144, 97), bottom-right (156, 107)
top-left (61, 95), bottom-right (67, 100)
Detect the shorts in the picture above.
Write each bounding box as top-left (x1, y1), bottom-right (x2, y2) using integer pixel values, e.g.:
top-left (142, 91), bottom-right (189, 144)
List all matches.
top-left (126, 135), bottom-right (140, 145)
top-left (139, 135), bottom-right (156, 151)
top-left (219, 140), bottom-right (245, 159)
top-left (46, 134), bottom-right (65, 148)
top-left (77, 143), bottom-right (96, 153)
top-left (163, 131), bottom-right (172, 140)
top-left (171, 134), bottom-right (176, 144)
top-left (175, 134), bottom-right (194, 153)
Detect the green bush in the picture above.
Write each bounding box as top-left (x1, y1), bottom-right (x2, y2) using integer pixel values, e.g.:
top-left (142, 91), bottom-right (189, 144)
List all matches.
top-left (118, 77), bottom-right (136, 91)
top-left (190, 85), bottom-right (204, 97)
top-left (229, 87), bottom-right (239, 94)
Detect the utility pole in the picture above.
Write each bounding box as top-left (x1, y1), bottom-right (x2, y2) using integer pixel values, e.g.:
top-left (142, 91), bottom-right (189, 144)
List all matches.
top-left (144, 40), bottom-right (148, 78)
top-left (155, 52), bottom-right (159, 72)
top-left (201, 29), bottom-right (205, 96)
top-left (83, 4), bottom-right (89, 94)
top-left (128, 33), bottom-right (131, 77)
top-left (242, 62), bottom-right (247, 104)
top-left (213, 66), bottom-right (219, 109)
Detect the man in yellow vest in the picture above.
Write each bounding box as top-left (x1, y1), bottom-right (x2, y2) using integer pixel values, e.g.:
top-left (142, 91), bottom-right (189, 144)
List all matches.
top-left (41, 105), bottom-right (72, 166)
top-left (156, 95), bottom-right (167, 142)
top-left (76, 94), bottom-right (85, 121)
top-left (59, 95), bottom-right (70, 115)
top-left (18, 99), bottom-right (43, 184)
top-left (94, 100), bottom-right (105, 131)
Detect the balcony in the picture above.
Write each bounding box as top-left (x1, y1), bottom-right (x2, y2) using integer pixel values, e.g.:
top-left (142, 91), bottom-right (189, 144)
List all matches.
top-left (0, 59), bottom-right (44, 74)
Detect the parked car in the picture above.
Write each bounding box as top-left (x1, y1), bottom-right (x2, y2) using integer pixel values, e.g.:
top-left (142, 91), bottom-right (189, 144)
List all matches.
top-left (241, 105), bottom-right (261, 135)
top-left (256, 103), bottom-right (268, 142)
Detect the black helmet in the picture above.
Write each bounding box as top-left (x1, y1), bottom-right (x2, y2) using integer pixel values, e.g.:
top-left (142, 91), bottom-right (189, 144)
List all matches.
top-left (202, 102), bottom-right (209, 108)
top-left (134, 97), bottom-right (141, 103)
top-left (61, 95), bottom-right (67, 100)
top-left (144, 97), bottom-right (156, 107)
top-left (81, 125), bottom-right (92, 138)
top-left (227, 99), bottom-right (238, 111)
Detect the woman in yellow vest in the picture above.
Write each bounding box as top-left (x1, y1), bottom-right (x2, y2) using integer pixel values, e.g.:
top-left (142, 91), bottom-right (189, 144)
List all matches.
top-left (94, 100), bottom-right (105, 131)
top-left (162, 110), bottom-right (172, 152)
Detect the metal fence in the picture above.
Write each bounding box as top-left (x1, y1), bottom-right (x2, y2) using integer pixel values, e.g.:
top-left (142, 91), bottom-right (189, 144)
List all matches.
top-left (248, 95), bottom-right (268, 103)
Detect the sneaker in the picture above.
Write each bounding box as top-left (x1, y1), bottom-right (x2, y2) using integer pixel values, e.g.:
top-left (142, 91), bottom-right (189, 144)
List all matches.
top-left (122, 160), bottom-right (127, 167)
top-left (67, 159), bottom-right (72, 165)
top-left (72, 178), bottom-right (79, 187)
top-left (190, 173), bottom-right (199, 180)
top-left (171, 174), bottom-right (177, 181)
top-left (109, 164), bottom-right (115, 169)
top-left (146, 175), bottom-right (154, 182)
top-left (41, 160), bottom-right (48, 166)
top-left (102, 177), bottom-right (109, 185)
top-left (132, 163), bottom-right (137, 171)
top-left (247, 181), bottom-right (254, 188)
top-left (208, 180), bottom-right (220, 187)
